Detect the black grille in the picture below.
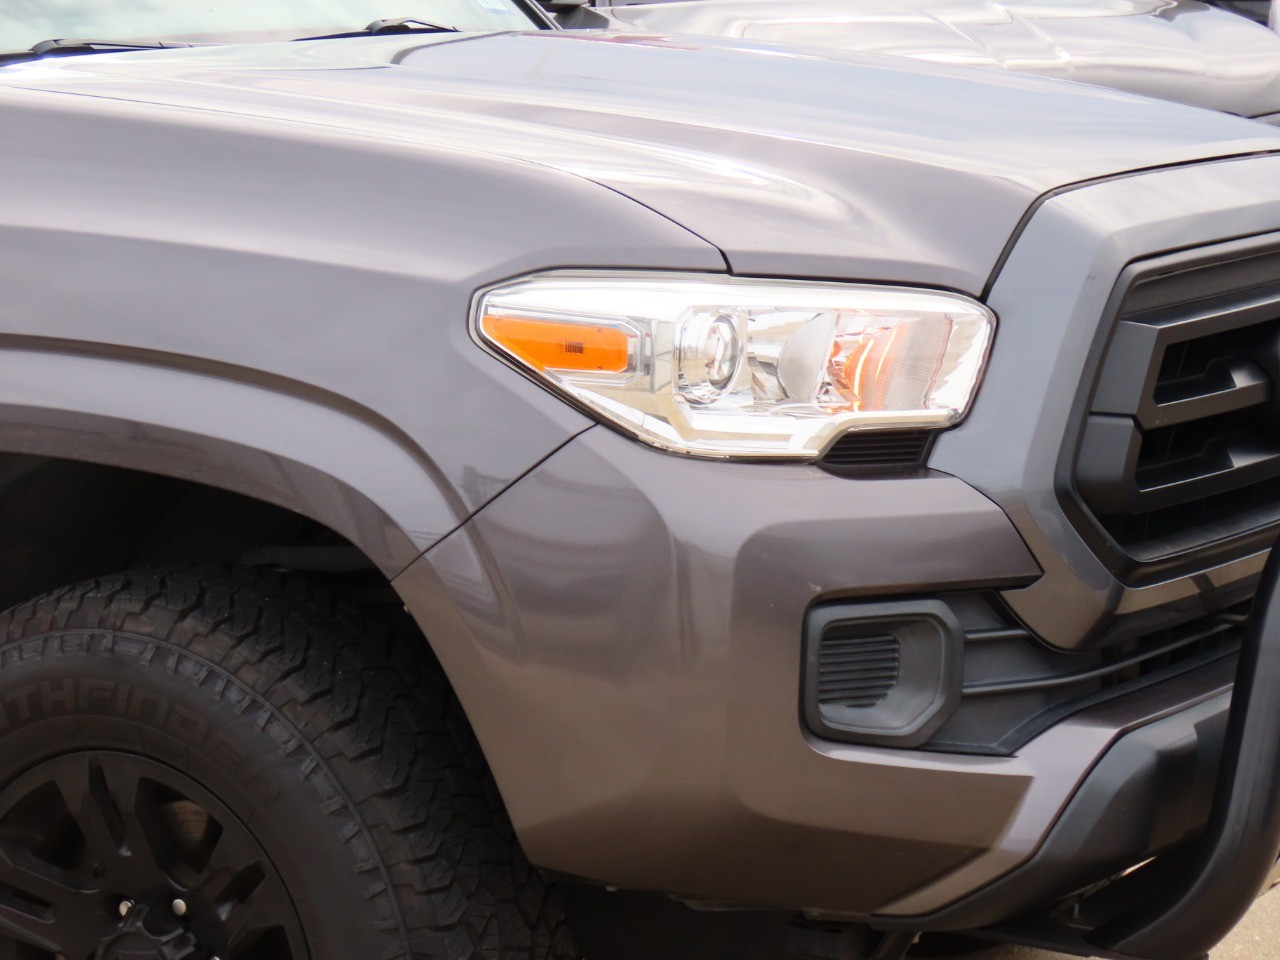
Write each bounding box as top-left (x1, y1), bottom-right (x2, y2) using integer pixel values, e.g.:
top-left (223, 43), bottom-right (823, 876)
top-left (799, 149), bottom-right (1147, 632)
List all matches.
top-left (924, 593), bottom-right (1244, 755)
top-left (821, 431), bottom-right (931, 472)
top-left (1076, 241), bottom-right (1280, 560)
top-left (816, 633), bottom-right (900, 708)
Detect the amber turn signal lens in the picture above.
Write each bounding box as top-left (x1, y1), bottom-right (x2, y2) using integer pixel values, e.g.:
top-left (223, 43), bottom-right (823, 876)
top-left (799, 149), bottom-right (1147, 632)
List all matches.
top-left (483, 315), bottom-right (631, 373)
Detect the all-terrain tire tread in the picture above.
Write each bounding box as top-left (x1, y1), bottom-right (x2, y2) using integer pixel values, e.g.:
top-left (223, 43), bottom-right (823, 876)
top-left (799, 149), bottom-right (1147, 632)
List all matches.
top-left (0, 566), bottom-right (575, 960)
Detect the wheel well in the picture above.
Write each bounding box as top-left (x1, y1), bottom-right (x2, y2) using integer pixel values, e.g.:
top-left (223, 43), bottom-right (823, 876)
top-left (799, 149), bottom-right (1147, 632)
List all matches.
top-left (0, 452), bottom-right (402, 612)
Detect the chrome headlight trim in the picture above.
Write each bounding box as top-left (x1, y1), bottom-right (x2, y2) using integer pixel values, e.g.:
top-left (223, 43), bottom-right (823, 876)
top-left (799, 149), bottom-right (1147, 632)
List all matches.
top-left (473, 272), bottom-right (996, 459)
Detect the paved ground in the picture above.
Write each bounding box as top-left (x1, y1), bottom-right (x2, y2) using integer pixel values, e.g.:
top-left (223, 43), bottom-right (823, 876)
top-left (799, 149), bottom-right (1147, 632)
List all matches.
top-left (963, 889), bottom-right (1279, 959)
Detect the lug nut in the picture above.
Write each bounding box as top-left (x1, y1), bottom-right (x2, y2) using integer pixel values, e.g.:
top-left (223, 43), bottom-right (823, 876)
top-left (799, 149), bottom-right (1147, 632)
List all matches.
top-left (172, 898), bottom-right (188, 917)
top-left (117, 899), bottom-right (135, 918)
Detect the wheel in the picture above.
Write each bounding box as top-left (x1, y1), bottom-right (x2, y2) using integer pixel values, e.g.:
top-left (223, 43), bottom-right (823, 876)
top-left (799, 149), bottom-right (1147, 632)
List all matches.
top-left (0, 567), bottom-right (575, 960)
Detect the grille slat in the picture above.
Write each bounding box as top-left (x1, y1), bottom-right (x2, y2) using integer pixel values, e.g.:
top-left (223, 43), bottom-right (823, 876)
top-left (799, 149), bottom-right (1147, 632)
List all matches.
top-left (1076, 242), bottom-right (1280, 558)
top-left (1147, 357), bottom-right (1269, 427)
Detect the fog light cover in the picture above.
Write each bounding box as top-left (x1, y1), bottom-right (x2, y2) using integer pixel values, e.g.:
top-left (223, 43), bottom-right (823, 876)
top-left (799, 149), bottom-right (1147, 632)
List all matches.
top-left (803, 600), bottom-right (963, 747)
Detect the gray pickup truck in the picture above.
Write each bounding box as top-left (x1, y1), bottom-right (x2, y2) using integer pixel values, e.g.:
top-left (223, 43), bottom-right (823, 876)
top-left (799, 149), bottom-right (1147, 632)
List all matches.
top-left (3, 4), bottom-right (1280, 960)
top-left (557, 0), bottom-right (1280, 120)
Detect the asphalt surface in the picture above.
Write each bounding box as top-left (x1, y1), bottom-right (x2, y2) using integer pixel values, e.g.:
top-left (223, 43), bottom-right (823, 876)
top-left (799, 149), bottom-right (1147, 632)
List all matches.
top-left (963, 889), bottom-right (1279, 959)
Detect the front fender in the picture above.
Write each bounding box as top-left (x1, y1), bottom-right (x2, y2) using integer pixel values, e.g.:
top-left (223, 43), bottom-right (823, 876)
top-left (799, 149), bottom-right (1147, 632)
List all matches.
top-left (0, 85), bottom-right (726, 571)
top-left (0, 345), bottom-right (462, 574)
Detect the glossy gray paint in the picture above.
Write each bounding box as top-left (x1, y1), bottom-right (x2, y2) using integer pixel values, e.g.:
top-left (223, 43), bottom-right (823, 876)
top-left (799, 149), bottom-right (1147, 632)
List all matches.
top-left (394, 427), bottom-right (1043, 916)
top-left (4, 34), bottom-right (1278, 295)
top-left (578, 0), bottom-right (1280, 117)
top-left (0, 60), bottom-right (727, 572)
top-left (2, 30), bottom-right (1280, 928)
top-left (391, 426), bottom-right (1232, 918)
top-left (395, 152), bottom-right (1280, 917)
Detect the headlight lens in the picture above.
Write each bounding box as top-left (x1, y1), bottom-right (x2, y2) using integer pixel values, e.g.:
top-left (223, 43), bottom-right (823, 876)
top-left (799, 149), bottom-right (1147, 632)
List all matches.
top-left (475, 273), bottom-right (995, 459)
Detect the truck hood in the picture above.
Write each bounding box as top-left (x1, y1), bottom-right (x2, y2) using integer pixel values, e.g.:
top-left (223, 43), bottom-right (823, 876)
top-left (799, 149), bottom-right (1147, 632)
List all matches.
top-left (587, 0), bottom-right (1280, 116)
top-left (5, 31), bottom-right (1278, 293)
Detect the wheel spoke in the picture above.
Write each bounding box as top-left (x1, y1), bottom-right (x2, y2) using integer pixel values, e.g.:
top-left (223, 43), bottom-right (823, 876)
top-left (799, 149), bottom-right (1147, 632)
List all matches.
top-left (55, 756), bottom-right (173, 880)
top-left (0, 767), bottom-right (106, 955)
top-left (219, 871), bottom-right (292, 952)
top-left (184, 819), bottom-right (303, 957)
top-left (193, 829), bottom-right (289, 953)
top-left (201, 828), bottom-right (264, 885)
top-left (0, 855), bottom-right (100, 957)
top-left (0, 896), bottom-right (61, 952)
top-left (54, 756), bottom-right (130, 871)
top-left (0, 841), bottom-right (92, 911)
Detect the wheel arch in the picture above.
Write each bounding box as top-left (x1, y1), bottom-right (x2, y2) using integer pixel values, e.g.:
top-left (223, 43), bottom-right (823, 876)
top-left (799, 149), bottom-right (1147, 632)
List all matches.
top-left (0, 344), bottom-right (563, 809)
top-left (0, 343), bottom-right (467, 577)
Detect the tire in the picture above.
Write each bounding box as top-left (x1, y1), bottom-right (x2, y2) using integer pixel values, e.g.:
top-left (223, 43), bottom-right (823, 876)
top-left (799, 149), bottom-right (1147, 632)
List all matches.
top-left (0, 567), bottom-right (576, 960)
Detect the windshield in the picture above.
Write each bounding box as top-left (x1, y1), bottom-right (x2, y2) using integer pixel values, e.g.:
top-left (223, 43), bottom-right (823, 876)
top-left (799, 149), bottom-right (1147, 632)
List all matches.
top-left (0, 0), bottom-right (542, 53)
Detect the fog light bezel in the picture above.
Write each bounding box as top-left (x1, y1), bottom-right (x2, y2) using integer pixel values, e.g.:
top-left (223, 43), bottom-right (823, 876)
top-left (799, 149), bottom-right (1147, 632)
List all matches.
top-left (803, 599), bottom-right (963, 748)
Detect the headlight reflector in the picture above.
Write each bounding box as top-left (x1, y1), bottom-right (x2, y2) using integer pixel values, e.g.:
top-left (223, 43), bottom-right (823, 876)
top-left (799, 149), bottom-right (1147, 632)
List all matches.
top-left (476, 274), bottom-right (995, 458)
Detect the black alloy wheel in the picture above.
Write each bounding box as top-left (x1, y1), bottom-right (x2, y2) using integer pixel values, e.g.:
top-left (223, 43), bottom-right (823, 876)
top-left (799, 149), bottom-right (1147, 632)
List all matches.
top-left (0, 568), bottom-right (576, 960)
top-left (0, 751), bottom-right (304, 960)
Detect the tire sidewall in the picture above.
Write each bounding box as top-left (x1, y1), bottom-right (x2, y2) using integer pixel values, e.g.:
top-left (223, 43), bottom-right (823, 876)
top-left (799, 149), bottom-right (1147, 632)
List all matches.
top-left (0, 627), bottom-right (399, 960)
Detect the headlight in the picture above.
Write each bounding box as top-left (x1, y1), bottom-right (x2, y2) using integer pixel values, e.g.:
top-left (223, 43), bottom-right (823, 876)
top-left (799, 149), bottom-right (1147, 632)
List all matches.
top-left (475, 273), bottom-right (995, 459)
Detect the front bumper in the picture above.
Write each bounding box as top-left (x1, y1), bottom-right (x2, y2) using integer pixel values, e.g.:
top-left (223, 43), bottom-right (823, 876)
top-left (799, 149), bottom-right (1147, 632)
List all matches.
top-left (396, 427), bottom-right (1048, 916)
top-left (393, 426), bottom-right (1233, 924)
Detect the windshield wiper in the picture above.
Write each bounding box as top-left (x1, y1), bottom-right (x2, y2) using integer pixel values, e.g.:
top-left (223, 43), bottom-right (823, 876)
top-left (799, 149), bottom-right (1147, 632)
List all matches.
top-left (296, 17), bottom-right (461, 42)
top-left (0, 38), bottom-right (195, 65)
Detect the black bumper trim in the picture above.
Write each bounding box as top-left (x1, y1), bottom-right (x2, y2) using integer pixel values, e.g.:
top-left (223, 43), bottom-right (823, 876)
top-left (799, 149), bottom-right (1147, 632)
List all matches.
top-left (1088, 546), bottom-right (1280, 959)
top-left (874, 662), bottom-right (1232, 936)
top-left (877, 550), bottom-right (1280, 959)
